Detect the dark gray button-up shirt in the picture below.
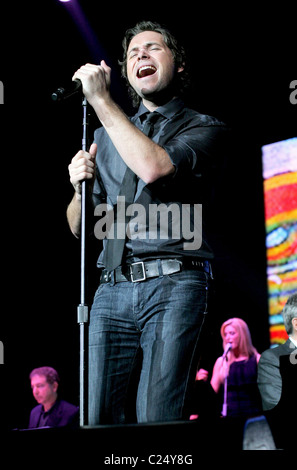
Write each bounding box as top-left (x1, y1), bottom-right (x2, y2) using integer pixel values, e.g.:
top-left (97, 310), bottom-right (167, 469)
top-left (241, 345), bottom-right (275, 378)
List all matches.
top-left (92, 98), bottom-right (229, 267)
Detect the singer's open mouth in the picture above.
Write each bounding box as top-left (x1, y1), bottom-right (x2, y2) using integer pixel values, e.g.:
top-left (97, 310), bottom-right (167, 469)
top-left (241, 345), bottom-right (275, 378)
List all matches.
top-left (137, 65), bottom-right (157, 78)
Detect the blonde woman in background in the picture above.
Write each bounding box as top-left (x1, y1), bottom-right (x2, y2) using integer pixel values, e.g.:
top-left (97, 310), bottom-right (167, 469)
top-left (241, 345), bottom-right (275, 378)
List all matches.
top-left (197, 318), bottom-right (262, 418)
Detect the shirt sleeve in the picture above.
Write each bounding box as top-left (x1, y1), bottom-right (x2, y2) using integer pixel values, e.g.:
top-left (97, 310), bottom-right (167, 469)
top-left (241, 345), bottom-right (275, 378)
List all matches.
top-left (163, 124), bottom-right (230, 177)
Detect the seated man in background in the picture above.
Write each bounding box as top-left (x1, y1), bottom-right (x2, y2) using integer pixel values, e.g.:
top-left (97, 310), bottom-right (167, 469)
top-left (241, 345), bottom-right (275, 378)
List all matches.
top-left (257, 293), bottom-right (297, 449)
top-left (28, 366), bottom-right (79, 429)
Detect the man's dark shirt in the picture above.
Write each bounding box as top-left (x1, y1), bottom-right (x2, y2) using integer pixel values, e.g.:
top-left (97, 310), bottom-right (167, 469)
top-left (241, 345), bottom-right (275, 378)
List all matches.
top-left (28, 399), bottom-right (79, 429)
top-left (92, 98), bottom-right (229, 267)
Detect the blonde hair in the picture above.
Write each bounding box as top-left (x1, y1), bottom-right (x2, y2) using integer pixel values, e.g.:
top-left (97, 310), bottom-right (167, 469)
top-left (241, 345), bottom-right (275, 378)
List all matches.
top-left (220, 317), bottom-right (258, 359)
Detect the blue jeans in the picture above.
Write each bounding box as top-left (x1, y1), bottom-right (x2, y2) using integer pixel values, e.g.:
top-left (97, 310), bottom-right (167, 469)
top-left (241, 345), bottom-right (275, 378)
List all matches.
top-left (88, 267), bottom-right (211, 425)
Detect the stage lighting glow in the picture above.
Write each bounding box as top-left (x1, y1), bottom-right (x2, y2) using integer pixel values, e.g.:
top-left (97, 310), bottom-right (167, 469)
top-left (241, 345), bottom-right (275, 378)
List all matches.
top-left (262, 137), bottom-right (297, 346)
top-left (58, 0), bottom-right (107, 63)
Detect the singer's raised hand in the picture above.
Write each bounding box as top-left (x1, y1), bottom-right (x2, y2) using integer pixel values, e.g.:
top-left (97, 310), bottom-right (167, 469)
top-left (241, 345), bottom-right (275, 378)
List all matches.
top-left (72, 61), bottom-right (111, 105)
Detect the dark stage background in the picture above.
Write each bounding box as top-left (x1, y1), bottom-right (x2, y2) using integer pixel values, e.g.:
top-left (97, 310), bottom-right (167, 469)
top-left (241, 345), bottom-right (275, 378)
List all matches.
top-left (0, 0), bottom-right (296, 435)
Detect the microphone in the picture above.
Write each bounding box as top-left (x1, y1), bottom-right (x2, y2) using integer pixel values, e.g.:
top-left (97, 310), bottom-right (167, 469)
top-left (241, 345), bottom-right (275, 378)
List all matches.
top-left (222, 343), bottom-right (232, 360)
top-left (51, 79), bottom-right (82, 102)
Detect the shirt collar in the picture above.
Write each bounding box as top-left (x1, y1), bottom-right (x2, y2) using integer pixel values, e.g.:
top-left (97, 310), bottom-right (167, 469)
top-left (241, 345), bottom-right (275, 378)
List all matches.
top-left (135, 97), bottom-right (184, 121)
top-left (289, 336), bottom-right (297, 348)
top-left (41, 398), bottom-right (58, 415)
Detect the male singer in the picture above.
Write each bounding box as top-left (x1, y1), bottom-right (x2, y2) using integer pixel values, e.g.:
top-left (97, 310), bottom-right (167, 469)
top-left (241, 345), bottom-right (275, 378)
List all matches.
top-left (67, 21), bottom-right (229, 425)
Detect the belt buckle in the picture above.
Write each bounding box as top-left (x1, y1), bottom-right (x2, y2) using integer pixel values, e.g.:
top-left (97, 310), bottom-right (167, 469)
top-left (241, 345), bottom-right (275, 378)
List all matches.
top-left (101, 270), bottom-right (111, 283)
top-left (130, 261), bottom-right (146, 282)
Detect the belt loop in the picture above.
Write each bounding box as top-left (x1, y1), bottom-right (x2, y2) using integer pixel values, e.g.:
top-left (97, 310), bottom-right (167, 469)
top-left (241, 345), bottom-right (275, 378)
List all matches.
top-left (207, 261), bottom-right (214, 279)
top-left (110, 270), bottom-right (116, 286)
top-left (157, 259), bottom-right (163, 276)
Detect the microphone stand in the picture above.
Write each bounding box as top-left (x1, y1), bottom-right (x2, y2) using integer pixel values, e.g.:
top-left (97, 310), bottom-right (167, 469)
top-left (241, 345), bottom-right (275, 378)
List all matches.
top-left (77, 96), bottom-right (89, 427)
top-left (222, 354), bottom-right (228, 417)
top-left (52, 85), bottom-right (90, 427)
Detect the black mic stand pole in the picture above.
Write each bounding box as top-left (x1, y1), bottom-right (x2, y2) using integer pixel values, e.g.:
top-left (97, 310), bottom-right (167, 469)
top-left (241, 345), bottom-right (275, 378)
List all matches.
top-left (222, 355), bottom-right (228, 417)
top-left (77, 96), bottom-right (89, 427)
top-left (51, 83), bottom-right (89, 427)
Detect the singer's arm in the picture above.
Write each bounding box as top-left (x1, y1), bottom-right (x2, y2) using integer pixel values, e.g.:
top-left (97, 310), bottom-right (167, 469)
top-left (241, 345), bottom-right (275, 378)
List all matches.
top-left (66, 192), bottom-right (83, 238)
top-left (66, 144), bottom-right (97, 237)
top-left (72, 62), bottom-right (175, 184)
top-left (210, 357), bottom-right (228, 393)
